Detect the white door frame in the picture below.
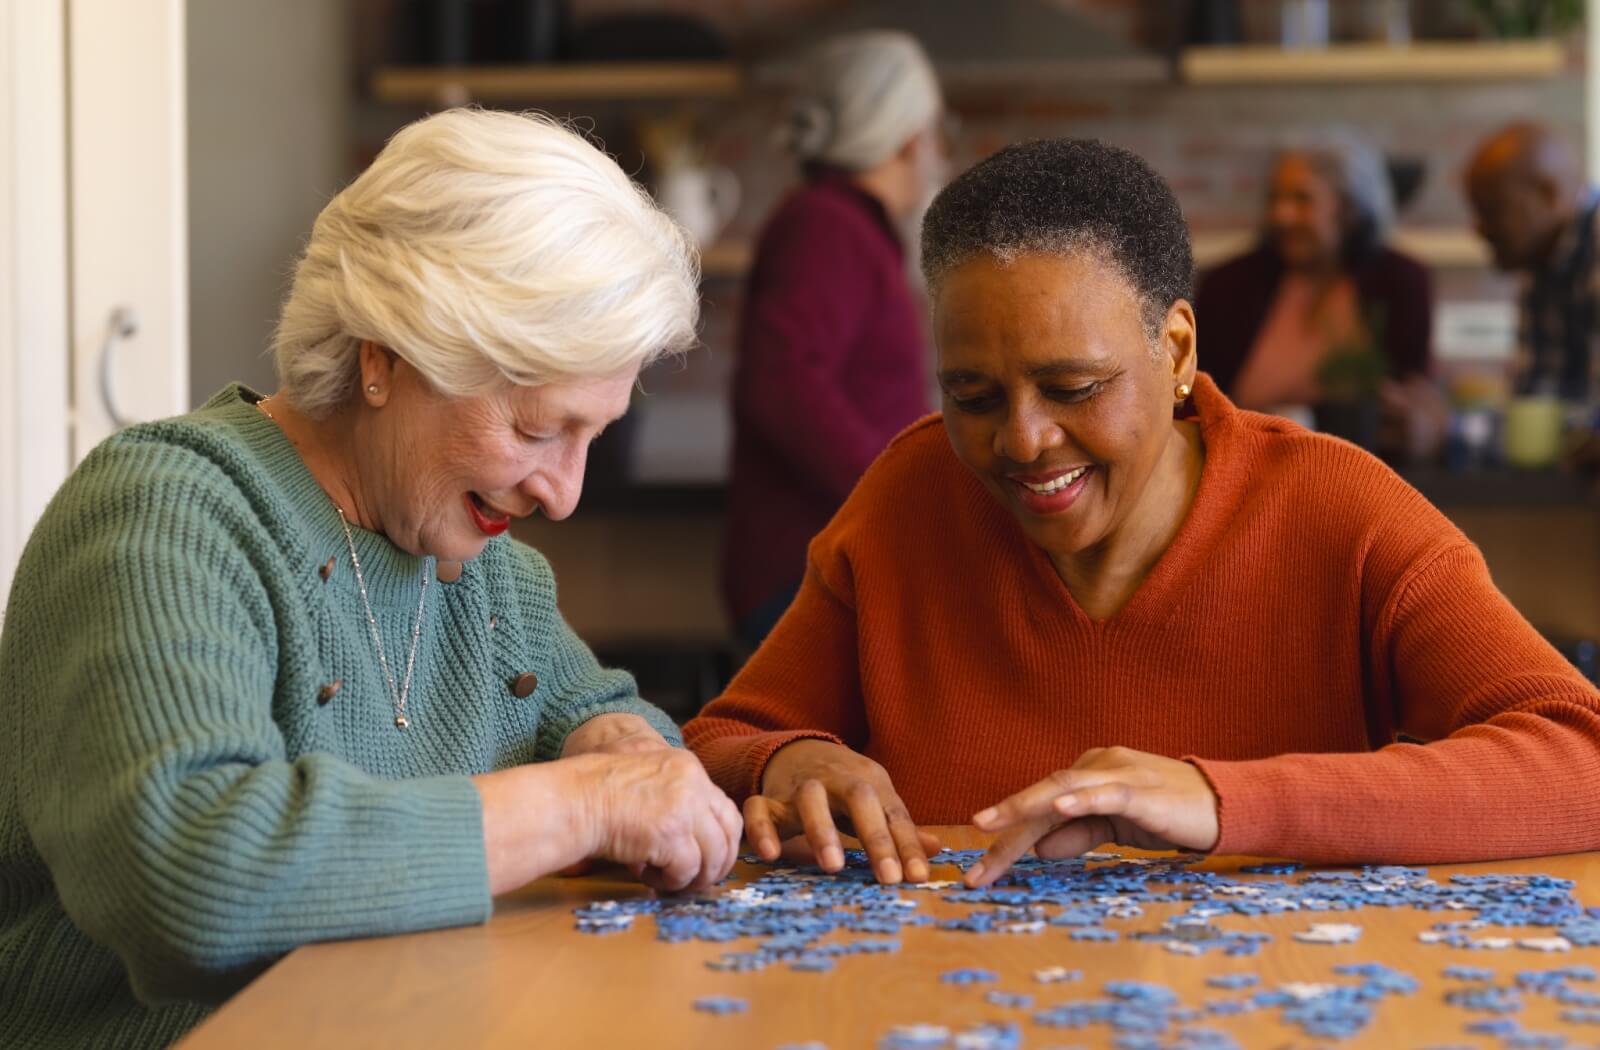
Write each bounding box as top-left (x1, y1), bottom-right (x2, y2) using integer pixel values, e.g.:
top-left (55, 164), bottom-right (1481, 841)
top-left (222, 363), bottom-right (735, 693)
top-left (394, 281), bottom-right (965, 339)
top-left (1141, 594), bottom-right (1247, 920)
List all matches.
top-left (1591, 1), bottom-right (1600, 181)
top-left (1, 0), bottom-right (187, 617)
top-left (0, 0), bottom-right (71, 616)
top-left (68, 0), bottom-right (188, 452)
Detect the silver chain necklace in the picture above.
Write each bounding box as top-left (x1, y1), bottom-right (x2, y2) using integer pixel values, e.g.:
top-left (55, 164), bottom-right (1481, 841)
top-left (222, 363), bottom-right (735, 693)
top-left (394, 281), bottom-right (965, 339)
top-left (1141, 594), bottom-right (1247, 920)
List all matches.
top-left (257, 395), bottom-right (428, 730)
top-left (335, 506), bottom-right (429, 730)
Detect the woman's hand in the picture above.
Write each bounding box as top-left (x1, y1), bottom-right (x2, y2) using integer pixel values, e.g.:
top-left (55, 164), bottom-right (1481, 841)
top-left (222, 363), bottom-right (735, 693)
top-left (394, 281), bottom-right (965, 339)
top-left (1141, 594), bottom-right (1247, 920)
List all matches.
top-left (1379, 376), bottom-right (1450, 462)
top-left (744, 739), bottom-right (941, 885)
top-left (550, 715), bottom-right (674, 876)
top-left (583, 749), bottom-right (743, 893)
top-left (561, 713), bottom-right (672, 757)
top-left (475, 749), bottom-right (740, 895)
top-left (965, 747), bottom-right (1220, 888)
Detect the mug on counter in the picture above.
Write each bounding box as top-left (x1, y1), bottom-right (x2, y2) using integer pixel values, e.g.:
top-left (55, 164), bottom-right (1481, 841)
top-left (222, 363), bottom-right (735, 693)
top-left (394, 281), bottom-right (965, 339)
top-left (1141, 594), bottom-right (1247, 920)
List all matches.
top-left (1502, 395), bottom-right (1565, 469)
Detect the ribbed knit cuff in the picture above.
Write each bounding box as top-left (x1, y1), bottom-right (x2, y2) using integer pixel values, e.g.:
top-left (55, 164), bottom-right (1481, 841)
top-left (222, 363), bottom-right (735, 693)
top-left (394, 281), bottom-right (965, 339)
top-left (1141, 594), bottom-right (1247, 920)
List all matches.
top-left (343, 773), bottom-right (493, 931)
top-left (742, 730), bottom-right (848, 802)
top-left (1186, 754), bottom-right (1336, 861)
top-left (536, 699), bottom-right (683, 763)
top-left (1185, 755), bottom-right (1281, 858)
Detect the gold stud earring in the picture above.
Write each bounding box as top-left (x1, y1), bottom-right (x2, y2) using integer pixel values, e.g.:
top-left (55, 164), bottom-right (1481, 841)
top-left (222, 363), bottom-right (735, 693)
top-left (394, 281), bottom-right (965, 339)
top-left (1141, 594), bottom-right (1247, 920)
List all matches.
top-left (1175, 383), bottom-right (1192, 401)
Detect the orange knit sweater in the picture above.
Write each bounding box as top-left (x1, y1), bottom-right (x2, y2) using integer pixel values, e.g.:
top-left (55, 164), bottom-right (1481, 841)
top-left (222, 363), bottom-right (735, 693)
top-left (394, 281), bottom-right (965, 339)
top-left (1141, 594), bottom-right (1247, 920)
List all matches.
top-left (685, 375), bottom-right (1600, 863)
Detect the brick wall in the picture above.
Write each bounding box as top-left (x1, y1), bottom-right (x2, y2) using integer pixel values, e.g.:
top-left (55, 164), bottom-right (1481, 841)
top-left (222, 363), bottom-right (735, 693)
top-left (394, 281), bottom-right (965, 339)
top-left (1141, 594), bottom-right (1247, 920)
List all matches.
top-left (555, 0), bottom-right (1581, 232)
top-left (574, 0), bottom-right (1584, 460)
top-left (355, 2), bottom-right (1584, 332)
top-left (351, 2), bottom-right (1589, 644)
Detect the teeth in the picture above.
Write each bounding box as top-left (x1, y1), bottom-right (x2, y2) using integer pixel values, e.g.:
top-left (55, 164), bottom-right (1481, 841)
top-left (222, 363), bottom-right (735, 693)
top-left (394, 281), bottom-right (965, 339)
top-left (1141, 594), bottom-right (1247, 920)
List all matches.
top-left (471, 493), bottom-right (508, 519)
top-left (1023, 467), bottom-right (1088, 495)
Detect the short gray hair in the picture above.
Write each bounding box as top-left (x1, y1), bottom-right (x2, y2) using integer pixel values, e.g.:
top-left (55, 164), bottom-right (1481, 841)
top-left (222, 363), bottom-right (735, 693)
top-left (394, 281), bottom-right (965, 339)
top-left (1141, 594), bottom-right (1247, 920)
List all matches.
top-left (777, 31), bottom-right (942, 171)
top-left (274, 109), bottom-right (700, 417)
top-left (1275, 130), bottom-right (1396, 256)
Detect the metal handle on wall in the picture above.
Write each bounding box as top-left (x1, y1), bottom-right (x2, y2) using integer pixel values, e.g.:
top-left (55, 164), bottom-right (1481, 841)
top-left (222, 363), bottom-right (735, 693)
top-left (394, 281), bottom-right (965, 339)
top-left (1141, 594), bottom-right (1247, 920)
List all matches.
top-left (98, 305), bottom-right (140, 430)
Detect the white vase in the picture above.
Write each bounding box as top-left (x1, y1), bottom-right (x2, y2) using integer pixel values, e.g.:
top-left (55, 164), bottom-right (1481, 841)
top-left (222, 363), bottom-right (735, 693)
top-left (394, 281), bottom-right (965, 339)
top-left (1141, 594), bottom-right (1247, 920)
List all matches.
top-left (1281, 0), bottom-right (1329, 49)
top-left (656, 164), bottom-right (740, 248)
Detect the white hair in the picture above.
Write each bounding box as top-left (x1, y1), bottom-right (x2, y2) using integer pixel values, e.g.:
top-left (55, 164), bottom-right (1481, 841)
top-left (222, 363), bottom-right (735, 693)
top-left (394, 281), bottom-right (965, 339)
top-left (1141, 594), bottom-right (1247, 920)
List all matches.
top-left (1276, 128), bottom-right (1397, 249)
top-left (273, 109), bottom-right (700, 417)
top-left (778, 31), bottom-right (942, 172)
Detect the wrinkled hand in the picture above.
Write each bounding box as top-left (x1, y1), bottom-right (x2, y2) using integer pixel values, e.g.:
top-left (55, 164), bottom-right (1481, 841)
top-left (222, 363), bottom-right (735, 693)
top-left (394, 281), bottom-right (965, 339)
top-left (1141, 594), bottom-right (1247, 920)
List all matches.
top-left (553, 717), bottom-right (674, 876)
top-left (966, 747), bottom-right (1220, 888)
top-left (1379, 376), bottom-right (1449, 463)
top-left (745, 739), bottom-right (941, 885)
top-left (581, 749), bottom-right (742, 893)
top-left (562, 713), bottom-right (673, 758)
top-left (1565, 428), bottom-right (1600, 477)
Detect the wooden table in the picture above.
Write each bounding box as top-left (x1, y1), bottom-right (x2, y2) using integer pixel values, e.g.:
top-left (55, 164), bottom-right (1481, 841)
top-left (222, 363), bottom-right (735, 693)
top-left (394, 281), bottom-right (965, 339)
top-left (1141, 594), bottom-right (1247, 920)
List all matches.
top-left (178, 829), bottom-right (1600, 1049)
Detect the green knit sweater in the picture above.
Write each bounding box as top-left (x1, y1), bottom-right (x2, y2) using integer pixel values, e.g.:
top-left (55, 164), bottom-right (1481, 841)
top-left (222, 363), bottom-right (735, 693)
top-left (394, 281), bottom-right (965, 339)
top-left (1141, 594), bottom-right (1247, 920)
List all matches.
top-left (0, 385), bottom-right (680, 1049)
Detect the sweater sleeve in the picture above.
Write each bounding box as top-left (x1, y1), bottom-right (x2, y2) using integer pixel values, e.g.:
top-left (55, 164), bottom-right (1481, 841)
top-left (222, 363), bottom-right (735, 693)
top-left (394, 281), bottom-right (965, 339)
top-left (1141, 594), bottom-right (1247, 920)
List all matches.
top-left (504, 543), bottom-right (682, 760)
top-left (683, 559), bottom-right (864, 801)
top-left (1193, 253), bottom-right (1273, 396)
top-left (735, 203), bottom-right (897, 502)
top-left (1191, 542), bottom-right (1600, 863)
top-left (1379, 252), bottom-right (1434, 380)
top-left (4, 445), bottom-right (491, 1006)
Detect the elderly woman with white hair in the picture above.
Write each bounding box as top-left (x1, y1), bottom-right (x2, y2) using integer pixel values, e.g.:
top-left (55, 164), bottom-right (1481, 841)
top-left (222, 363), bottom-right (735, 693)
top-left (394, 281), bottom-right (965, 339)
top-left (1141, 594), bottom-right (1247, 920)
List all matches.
top-left (0, 109), bottom-right (741, 1049)
top-left (723, 30), bottom-right (949, 645)
top-left (1196, 132), bottom-right (1435, 452)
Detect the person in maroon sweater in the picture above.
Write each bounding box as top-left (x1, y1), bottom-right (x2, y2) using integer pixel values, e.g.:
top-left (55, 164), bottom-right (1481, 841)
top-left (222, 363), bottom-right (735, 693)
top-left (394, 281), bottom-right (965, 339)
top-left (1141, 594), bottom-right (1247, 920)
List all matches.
top-left (723, 31), bottom-right (949, 645)
top-left (1195, 133), bottom-right (1441, 458)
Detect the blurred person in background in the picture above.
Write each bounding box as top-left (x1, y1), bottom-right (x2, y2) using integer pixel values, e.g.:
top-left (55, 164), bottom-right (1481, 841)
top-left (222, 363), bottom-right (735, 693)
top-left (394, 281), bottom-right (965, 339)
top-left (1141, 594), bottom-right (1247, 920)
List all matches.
top-left (1197, 132), bottom-right (1441, 458)
top-left (722, 31), bottom-right (949, 648)
top-left (1467, 122), bottom-right (1600, 417)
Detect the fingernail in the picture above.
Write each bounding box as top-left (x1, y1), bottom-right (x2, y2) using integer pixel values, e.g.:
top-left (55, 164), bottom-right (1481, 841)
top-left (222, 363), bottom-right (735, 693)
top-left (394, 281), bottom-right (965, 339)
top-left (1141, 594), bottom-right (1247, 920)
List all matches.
top-left (1054, 794), bottom-right (1078, 813)
top-left (974, 807), bottom-right (998, 827)
top-left (909, 861), bottom-right (929, 883)
top-left (967, 861), bottom-right (985, 884)
top-left (878, 859), bottom-right (902, 884)
top-left (823, 846), bottom-right (844, 870)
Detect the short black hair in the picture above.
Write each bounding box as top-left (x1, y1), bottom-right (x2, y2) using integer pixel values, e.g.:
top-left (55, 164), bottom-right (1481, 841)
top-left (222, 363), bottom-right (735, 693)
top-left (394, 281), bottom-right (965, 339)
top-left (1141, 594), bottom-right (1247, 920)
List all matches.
top-left (921, 139), bottom-right (1193, 340)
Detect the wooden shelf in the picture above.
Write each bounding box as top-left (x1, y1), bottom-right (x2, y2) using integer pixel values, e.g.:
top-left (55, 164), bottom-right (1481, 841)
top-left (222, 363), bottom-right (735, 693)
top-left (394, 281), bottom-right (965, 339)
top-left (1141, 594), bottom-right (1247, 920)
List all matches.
top-left (372, 62), bottom-right (742, 104)
top-left (1181, 40), bottom-right (1565, 84)
top-left (1192, 227), bottom-right (1490, 270)
top-left (699, 240), bottom-right (751, 279)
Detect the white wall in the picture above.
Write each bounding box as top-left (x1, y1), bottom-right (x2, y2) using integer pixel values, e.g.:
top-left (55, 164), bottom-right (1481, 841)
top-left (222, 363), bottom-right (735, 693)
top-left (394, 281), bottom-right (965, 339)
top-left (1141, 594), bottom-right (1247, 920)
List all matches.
top-left (70, 0), bottom-right (189, 451)
top-left (0, 0), bottom-right (70, 614)
top-left (187, 0), bottom-right (350, 402)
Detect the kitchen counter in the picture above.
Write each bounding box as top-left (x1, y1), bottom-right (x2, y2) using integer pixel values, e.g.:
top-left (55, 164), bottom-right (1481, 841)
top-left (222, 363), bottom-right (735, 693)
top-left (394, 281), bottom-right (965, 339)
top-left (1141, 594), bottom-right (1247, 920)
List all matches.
top-left (532, 468), bottom-right (1600, 656)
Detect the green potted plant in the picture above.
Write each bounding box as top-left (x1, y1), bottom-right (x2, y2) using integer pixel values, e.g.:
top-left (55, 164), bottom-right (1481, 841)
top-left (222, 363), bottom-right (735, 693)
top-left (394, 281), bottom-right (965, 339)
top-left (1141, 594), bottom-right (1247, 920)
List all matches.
top-left (1468, 0), bottom-right (1582, 38)
top-left (1314, 337), bottom-right (1388, 451)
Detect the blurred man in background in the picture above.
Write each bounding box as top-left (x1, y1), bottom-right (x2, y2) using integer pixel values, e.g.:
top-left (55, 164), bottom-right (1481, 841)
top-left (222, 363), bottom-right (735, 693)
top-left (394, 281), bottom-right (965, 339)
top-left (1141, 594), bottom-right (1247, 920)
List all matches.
top-left (1467, 122), bottom-right (1600, 405)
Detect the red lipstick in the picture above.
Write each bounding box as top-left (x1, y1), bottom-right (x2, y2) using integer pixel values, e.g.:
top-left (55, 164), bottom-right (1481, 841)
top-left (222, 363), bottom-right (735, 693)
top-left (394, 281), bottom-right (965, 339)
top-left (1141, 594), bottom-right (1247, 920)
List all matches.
top-left (465, 493), bottom-right (511, 536)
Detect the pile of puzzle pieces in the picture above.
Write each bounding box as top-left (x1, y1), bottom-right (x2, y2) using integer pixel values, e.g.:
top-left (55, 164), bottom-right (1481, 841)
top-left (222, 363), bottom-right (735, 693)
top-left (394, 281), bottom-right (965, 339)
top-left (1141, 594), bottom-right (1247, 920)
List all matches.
top-left (573, 849), bottom-right (1600, 1048)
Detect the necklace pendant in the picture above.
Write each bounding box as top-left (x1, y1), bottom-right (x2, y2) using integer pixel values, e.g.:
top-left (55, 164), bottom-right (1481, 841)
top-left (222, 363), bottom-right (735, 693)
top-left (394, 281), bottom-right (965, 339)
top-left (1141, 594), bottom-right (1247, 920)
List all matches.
top-left (394, 714), bottom-right (410, 730)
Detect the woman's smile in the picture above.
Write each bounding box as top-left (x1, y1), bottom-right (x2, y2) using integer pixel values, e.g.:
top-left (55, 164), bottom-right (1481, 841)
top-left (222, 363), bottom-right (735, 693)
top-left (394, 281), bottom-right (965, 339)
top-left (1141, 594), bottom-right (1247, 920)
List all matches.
top-left (1007, 464), bottom-right (1095, 515)
top-left (465, 491), bottom-right (513, 536)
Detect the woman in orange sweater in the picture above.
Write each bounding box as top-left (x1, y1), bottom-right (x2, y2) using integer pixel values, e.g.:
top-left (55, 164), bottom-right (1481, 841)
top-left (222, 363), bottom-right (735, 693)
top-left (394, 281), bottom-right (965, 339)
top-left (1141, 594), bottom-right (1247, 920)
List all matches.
top-left (684, 138), bottom-right (1600, 889)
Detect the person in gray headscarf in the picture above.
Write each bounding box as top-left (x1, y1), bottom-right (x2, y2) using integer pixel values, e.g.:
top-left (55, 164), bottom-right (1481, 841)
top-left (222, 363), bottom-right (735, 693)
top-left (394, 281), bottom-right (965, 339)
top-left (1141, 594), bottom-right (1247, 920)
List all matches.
top-left (1196, 131), bottom-right (1438, 456)
top-left (722, 31), bottom-right (950, 647)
